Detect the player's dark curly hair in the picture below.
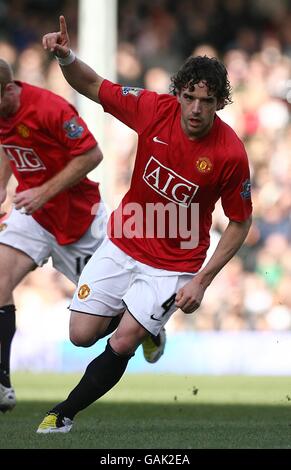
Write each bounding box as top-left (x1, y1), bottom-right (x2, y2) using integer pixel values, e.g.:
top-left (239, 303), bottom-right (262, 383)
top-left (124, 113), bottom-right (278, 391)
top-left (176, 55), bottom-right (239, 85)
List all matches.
top-left (170, 56), bottom-right (232, 109)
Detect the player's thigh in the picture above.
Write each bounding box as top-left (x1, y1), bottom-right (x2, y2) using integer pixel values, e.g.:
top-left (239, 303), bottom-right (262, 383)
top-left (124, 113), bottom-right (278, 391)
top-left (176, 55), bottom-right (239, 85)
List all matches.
top-left (51, 203), bottom-right (108, 285)
top-left (69, 310), bottom-right (112, 346)
top-left (0, 243), bottom-right (36, 298)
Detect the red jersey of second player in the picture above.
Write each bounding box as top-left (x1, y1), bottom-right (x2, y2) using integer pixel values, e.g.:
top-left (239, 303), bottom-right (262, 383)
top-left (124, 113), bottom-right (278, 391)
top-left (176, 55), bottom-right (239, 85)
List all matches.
top-left (0, 82), bottom-right (101, 244)
top-left (99, 80), bottom-right (253, 273)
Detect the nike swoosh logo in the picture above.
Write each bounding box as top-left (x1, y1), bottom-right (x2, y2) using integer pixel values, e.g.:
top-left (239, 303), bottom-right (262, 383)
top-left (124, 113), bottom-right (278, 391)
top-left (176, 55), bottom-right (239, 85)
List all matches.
top-left (150, 314), bottom-right (161, 321)
top-left (153, 136), bottom-right (168, 145)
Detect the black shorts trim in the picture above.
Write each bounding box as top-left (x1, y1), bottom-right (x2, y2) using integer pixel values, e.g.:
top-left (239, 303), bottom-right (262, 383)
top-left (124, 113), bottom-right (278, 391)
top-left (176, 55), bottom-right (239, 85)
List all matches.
top-left (68, 307), bottom-right (119, 319)
top-left (122, 300), bottom-right (152, 335)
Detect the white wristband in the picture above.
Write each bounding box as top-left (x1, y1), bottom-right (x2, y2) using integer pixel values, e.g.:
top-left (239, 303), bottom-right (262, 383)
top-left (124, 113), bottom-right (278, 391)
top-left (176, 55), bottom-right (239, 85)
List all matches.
top-left (55, 49), bottom-right (76, 66)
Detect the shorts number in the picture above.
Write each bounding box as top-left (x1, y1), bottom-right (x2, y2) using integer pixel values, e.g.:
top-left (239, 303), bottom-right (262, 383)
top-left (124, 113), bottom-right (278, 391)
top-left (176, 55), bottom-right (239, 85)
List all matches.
top-left (161, 293), bottom-right (176, 316)
top-left (75, 255), bottom-right (92, 276)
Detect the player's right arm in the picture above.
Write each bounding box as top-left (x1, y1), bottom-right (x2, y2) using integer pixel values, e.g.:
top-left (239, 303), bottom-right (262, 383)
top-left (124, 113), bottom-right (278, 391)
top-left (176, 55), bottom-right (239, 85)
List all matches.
top-left (0, 146), bottom-right (12, 217)
top-left (42, 15), bottom-right (103, 104)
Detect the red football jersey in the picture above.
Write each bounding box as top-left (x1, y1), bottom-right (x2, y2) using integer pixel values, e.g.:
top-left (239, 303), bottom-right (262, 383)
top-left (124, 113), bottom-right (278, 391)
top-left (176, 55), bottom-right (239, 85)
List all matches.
top-left (0, 82), bottom-right (101, 244)
top-left (99, 80), bottom-right (252, 273)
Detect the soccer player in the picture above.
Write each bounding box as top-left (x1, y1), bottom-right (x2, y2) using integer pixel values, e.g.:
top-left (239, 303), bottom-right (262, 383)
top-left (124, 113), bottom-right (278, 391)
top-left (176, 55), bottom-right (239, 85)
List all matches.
top-left (0, 58), bottom-right (107, 412)
top-left (37, 16), bottom-right (252, 433)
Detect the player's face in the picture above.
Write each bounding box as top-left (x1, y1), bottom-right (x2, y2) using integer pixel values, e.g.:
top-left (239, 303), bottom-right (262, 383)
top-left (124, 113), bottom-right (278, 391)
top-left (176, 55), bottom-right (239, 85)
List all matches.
top-left (177, 81), bottom-right (219, 139)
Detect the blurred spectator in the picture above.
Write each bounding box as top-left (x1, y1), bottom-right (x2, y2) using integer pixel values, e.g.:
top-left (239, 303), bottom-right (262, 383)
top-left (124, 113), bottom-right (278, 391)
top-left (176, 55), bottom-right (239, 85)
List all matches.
top-left (0, 40), bottom-right (17, 66)
top-left (46, 59), bottom-right (75, 102)
top-left (143, 66), bottom-right (170, 93)
top-left (16, 43), bottom-right (46, 87)
top-left (192, 43), bottom-right (219, 59)
top-left (116, 42), bottom-right (144, 87)
top-left (243, 274), bottom-right (273, 330)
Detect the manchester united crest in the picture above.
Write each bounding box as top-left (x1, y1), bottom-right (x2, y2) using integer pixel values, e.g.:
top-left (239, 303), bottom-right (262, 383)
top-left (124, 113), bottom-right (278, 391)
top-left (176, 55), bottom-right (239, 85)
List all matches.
top-left (196, 157), bottom-right (213, 173)
top-left (78, 284), bottom-right (91, 300)
top-left (17, 123), bottom-right (30, 138)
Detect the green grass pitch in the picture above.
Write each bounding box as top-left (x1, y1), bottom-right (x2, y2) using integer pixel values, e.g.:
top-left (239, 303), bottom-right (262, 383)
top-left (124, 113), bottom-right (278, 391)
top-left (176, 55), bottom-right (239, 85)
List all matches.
top-left (0, 372), bottom-right (291, 449)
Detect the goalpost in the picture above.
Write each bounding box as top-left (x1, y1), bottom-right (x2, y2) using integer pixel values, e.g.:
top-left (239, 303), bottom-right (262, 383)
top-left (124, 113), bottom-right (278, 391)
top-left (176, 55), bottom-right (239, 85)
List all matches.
top-left (77, 0), bottom-right (117, 204)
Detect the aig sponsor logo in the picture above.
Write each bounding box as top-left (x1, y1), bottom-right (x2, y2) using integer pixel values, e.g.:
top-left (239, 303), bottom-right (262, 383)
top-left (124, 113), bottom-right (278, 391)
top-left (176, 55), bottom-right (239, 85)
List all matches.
top-left (143, 156), bottom-right (199, 207)
top-left (3, 145), bottom-right (46, 172)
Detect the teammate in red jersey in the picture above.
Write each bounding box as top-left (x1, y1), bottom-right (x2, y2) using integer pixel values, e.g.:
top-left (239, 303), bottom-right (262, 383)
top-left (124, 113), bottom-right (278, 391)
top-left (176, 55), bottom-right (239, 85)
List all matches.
top-left (37, 16), bottom-right (252, 433)
top-left (0, 58), bottom-right (108, 412)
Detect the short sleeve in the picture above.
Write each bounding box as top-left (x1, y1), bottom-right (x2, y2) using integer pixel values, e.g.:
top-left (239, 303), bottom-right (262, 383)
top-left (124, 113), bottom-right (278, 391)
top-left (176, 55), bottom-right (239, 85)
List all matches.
top-left (41, 95), bottom-right (97, 156)
top-left (99, 79), bottom-right (157, 135)
top-left (220, 149), bottom-right (253, 222)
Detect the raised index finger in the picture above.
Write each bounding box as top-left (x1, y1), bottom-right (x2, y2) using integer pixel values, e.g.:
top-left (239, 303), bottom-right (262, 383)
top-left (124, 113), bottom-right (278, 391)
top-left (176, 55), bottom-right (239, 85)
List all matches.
top-left (59, 15), bottom-right (68, 35)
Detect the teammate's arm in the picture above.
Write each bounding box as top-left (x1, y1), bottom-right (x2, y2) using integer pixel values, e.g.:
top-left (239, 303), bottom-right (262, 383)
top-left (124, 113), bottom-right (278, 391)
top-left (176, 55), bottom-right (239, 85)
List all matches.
top-left (13, 144), bottom-right (103, 215)
top-left (0, 146), bottom-right (12, 217)
top-left (175, 217), bottom-right (252, 313)
top-left (42, 16), bottom-right (104, 104)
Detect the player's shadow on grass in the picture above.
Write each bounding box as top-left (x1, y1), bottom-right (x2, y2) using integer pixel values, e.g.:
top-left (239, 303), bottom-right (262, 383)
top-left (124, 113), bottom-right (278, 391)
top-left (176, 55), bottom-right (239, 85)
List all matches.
top-left (1, 401), bottom-right (291, 449)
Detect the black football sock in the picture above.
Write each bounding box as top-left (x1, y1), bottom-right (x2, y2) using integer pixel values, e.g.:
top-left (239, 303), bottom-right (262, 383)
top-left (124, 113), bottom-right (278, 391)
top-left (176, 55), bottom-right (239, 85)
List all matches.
top-left (0, 305), bottom-right (16, 388)
top-left (51, 340), bottom-right (133, 419)
top-left (97, 315), bottom-right (122, 340)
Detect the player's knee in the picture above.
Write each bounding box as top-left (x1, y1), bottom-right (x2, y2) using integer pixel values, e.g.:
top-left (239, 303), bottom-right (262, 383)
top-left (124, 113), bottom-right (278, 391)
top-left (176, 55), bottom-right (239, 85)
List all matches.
top-left (69, 330), bottom-right (97, 348)
top-left (110, 333), bottom-right (142, 356)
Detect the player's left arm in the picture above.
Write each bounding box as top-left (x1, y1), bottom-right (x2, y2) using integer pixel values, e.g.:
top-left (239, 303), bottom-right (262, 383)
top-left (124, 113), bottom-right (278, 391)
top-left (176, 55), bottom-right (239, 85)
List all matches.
top-left (13, 144), bottom-right (102, 215)
top-left (175, 216), bottom-right (252, 313)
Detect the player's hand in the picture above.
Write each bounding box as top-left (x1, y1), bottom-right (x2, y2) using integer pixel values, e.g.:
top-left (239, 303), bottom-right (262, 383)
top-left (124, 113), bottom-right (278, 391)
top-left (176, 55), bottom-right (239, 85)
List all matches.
top-left (13, 187), bottom-right (48, 215)
top-left (175, 277), bottom-right (206, 313)
top-left (42, 15), bottom-right (70, 58)
top-left (0, 187), bottom-right (7, 217)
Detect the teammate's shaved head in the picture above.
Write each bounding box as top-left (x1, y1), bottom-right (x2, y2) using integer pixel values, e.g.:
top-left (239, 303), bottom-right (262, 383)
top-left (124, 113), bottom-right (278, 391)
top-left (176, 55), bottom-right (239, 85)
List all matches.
top-left (0, 59), bottom-right (13, 93)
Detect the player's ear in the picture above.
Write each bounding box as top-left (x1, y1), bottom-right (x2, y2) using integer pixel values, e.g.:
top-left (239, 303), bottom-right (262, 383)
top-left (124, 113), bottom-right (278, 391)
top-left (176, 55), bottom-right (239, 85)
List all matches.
top-left (216, 99), bottom-right (224, 111)
top-left (2, 82), bottom-right (13, 95)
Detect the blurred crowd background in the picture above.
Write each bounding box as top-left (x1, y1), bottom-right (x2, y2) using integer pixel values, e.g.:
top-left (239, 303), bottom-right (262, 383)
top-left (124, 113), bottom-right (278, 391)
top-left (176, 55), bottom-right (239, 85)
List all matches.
top-left (1, 0), bottom-right (291, 335)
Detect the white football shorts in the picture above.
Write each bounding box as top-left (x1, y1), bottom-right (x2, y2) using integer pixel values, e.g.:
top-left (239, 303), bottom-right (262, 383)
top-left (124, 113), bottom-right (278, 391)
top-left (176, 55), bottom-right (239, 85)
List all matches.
top-left (70, 237), bottom-right (194, 335)
top-left (0, 203), bottom-right (108, 285)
